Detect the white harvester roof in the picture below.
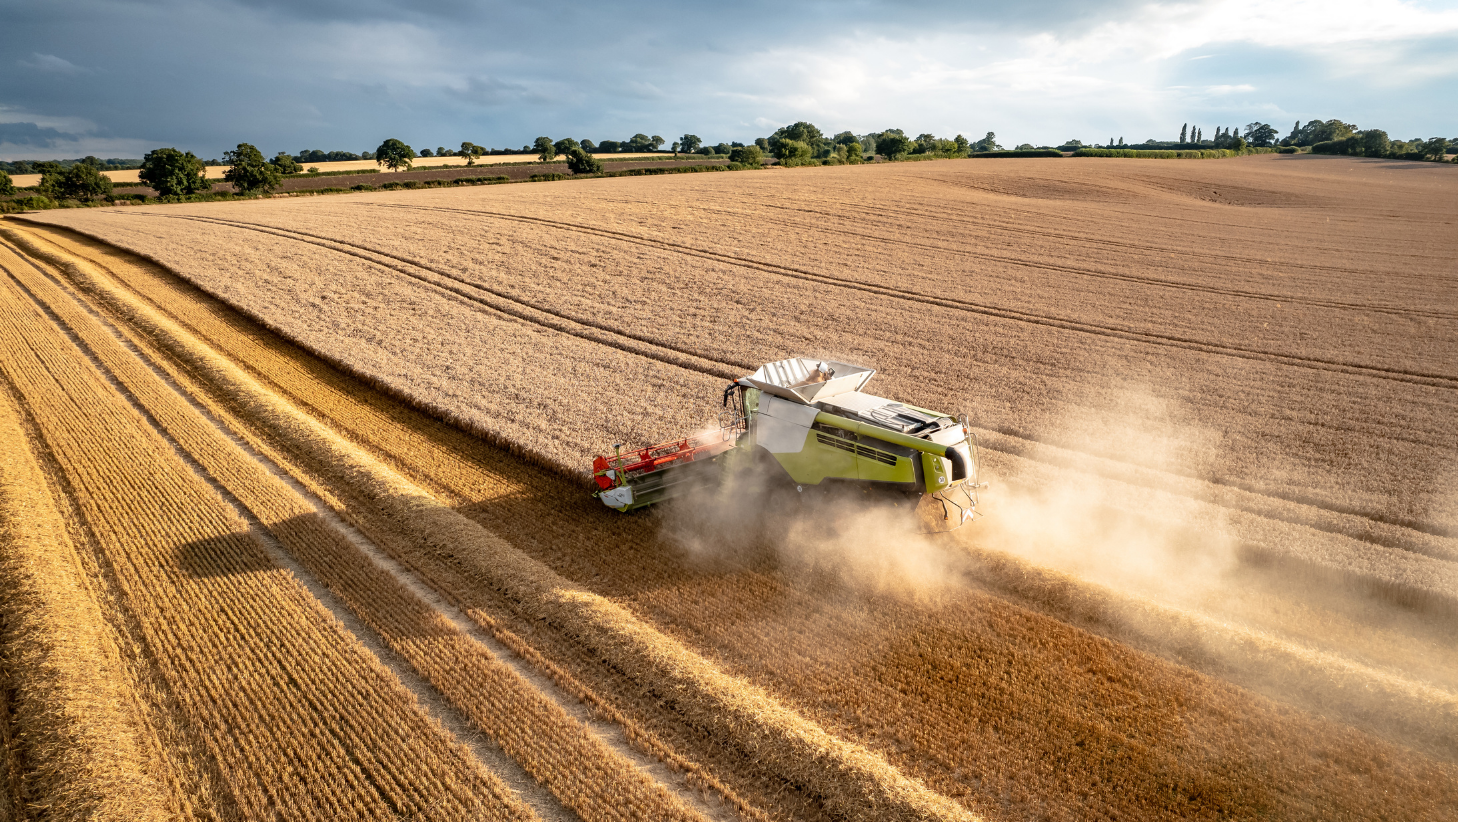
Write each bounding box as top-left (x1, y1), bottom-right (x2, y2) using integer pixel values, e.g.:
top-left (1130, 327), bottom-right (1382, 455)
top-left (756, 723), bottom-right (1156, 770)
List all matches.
top-left (742, 357), bottom-right (874, 404)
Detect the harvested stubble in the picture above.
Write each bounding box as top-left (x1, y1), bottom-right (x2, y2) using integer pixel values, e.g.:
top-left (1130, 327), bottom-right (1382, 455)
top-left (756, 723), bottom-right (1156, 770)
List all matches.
top-left (0, 383), bottom-right (170, 822)
top-left (8, 221), bottom-right (1457, 821)
top-left (20, 158), bottom-right (1458, 627)
top-left (0, 244), bottom-right (536, 821)
top-left (0, 231), bottom-right (707, 822)
top-left (26, 154), bottom-right (1457, 535)
top-left (2, 224), bottom-right (972, 821)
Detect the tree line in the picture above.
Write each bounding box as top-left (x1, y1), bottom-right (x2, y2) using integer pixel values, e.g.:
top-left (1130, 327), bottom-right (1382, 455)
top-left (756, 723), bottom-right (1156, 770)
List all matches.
top-left (1160, 120), bottom-right (1451, 160)
top-left (6, 117), bottom-right (1452, 206)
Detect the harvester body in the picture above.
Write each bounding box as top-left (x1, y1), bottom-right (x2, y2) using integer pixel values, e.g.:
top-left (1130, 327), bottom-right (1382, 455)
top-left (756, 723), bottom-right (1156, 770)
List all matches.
top-left (592, 357), bottom-right (982, 528)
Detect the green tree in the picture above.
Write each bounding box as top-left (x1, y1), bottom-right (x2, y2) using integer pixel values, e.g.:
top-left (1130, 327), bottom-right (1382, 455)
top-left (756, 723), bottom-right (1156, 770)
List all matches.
top-left (222, 144), bottom-right (279, 191)
top-left (1180, 123), bottom-right (1188, 143)
top-left (534, 137), bottom-right (556, 162)
top-left (34, 162), bottom-right (65, 199)
top-left (270, 151), bottom-right (303, 174)
top-left (1361, 130), bottom-right (1390, 158)
top-left (626, 133), bottom-right (653, 152)
top-left (374, 138), bottom-right (416, 171)
top-left (460, 141), bottom-right (484, 165)
top-left (650, 135), bottom-right (665, 150)
top-left (769, 122), bottom-right (825, 156)
top-left (1244, 123), bottom-right (1277, 147)
top-left (0, 170), bottom-right (14, 196)
top-left (565, 147), bottom-right (603, 175)
top-left (49, 162), bottom-right (113, 201)
top-left (677, 134), bottom-right (701, 154)
top-left (1422, 137), bottom-right (1450, 161)
top-left (729, 145), bottom-right (763, 167)
top-left (972, 132), bottom-right (1000, 152)
top-left (876, 133), bottom-right (912, 160)
top-left (223, 143), bottom-right (283, 194)
top-left (774, 139), bottom-right (814, 166)
top-left (554, 137), bottom-right (581, 156)
top-left (953, 134), bottom-right (970, 156)
top-left (137, 148), bottom-right (211, 197)
top-left (913, 133), bottom-right (938, 154)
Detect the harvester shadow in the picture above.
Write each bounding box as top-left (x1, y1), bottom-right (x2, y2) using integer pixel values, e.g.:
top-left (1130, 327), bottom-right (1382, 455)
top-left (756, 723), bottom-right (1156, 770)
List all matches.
top-left (174, 531), bottom-right (278, 579)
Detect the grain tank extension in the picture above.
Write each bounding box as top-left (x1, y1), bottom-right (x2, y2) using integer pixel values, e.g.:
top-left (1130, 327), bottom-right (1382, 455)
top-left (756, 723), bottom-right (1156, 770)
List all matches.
top-left (591, 357), bottom-right (983, 529)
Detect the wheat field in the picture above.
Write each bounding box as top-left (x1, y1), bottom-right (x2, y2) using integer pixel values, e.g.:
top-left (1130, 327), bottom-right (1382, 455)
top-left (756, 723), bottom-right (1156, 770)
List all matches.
top-left (4, 153), bottom-right (1457, 821)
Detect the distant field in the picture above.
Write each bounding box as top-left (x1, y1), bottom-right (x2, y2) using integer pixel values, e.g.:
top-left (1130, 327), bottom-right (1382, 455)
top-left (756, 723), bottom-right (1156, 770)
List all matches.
top-left (4, 153), bottom-right (1456, 821)
top-left (8, 152), bottom-right (673, 187)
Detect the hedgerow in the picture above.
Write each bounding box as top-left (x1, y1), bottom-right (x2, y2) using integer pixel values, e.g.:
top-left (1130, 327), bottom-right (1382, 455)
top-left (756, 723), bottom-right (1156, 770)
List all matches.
top-left (971, 149), bottom-right (1064, 158)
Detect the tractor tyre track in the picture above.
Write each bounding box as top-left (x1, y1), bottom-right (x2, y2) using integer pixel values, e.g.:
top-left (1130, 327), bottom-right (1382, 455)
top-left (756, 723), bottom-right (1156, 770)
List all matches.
top-left (18, 218), bottom-right (1452, 560)
top-left (363, 202), bottom-right (1458, 388)
top-left (603, 196), bottom-right (1454, 319)
top-left (115, 211), bottom-right (750, 381)
top-left (0, 230), bottom-right (743, 822)
top-left (723, 193), bottom-right (1458, 312)
top-left (11, 218), bottom-right (1458, 822)
top-left (917, 174), bottom-right (1458, 272)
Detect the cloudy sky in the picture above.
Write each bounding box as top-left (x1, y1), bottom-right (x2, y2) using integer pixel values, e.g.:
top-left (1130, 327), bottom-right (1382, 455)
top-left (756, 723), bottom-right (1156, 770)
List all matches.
top-left (3, 0), bottom-right (1456, 160)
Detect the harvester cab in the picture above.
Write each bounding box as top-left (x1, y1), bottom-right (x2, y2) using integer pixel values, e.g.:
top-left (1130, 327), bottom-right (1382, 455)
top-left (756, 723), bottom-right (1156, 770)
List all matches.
top-left (592, 357), bottom-right (984, 530)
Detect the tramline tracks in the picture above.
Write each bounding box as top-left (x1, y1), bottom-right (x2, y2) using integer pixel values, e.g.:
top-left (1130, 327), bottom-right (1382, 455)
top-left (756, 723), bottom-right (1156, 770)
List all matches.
top-left (351, 202), bottom-right (1458, 387)
top-left (576, 194), bottom-right (1457, 319)
top-left (18, 216), bottom-right (1455, 560)
top-left (0, 230), bottom-right (744, 822)
top-left (2, 218), bottom-right (1458, 822)
top-left (3, 223), bottom-right (972, 822)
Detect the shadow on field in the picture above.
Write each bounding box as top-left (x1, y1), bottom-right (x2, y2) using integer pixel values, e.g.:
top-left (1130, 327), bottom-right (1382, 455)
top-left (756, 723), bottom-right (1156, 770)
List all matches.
top-left (174, 532), bottom-right (276, 578)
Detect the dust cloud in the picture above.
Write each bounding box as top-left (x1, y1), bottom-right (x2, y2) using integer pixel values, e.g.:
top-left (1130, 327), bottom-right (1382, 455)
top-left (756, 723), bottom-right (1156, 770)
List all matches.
top-left (973, 385), bottom-right (1241, 608)
top-left (660, 448), bottom-right (964, 603)
top-left (658, 381), bottom-right (1458, 761)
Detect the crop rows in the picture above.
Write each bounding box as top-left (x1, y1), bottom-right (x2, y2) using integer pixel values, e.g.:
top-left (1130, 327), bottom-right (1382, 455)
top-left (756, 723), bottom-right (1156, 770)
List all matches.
top-left (9, 219), bottom-right (1455, 820)
top-left (21, 183), bottom-right (1457, 622)
top-left (18, 223), bottom-right (975, 820)
top-left (24, 156), bottom-right (1457, 541)
top-left (0, 380), bottom-right (171, 821)
top-left (0, 245), bottom-right (536, 820)
top-left (0, 230), bottom-right (713, 821)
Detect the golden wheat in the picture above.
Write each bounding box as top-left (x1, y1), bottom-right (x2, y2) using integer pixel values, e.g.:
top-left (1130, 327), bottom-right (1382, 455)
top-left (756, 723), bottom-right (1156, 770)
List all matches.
top-left (0, 249), bottom-right (536, 821)
top-left (8, 150), bottom-right (1458, 822)
top-left (0, 381), bottom-right (171, 822)
top-left (2, 233), bottom-right (710, 822)
top-left (4, 223), bottom-right (976, 821)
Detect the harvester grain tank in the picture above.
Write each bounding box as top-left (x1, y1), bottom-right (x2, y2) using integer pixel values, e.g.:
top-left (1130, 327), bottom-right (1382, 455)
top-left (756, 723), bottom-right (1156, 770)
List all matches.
top-left (592, 357), bottom-right (983, 529)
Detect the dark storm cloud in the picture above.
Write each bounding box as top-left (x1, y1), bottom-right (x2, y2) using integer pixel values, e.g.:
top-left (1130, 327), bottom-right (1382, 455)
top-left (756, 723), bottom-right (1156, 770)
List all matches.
top-left (0, 122), bottom-right (75, 148)
top-left (1, 0), bottom-right (1455, 160)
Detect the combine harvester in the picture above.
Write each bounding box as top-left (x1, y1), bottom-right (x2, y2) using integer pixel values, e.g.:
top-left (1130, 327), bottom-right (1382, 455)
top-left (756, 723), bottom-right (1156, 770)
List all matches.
top-left (592, 357), bottom-right (983, 530)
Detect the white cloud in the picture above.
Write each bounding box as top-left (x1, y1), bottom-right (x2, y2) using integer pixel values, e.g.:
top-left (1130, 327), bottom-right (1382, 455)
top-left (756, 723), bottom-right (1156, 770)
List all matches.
top-left (17, 53), bottom-right (87, 74)
top-left (716, 0), bottom-right (1458, 144)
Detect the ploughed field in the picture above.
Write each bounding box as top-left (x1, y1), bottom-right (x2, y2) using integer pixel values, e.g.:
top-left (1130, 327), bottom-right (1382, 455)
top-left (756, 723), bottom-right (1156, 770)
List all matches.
top-left (3, 154), bottom-right (1456, 822)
